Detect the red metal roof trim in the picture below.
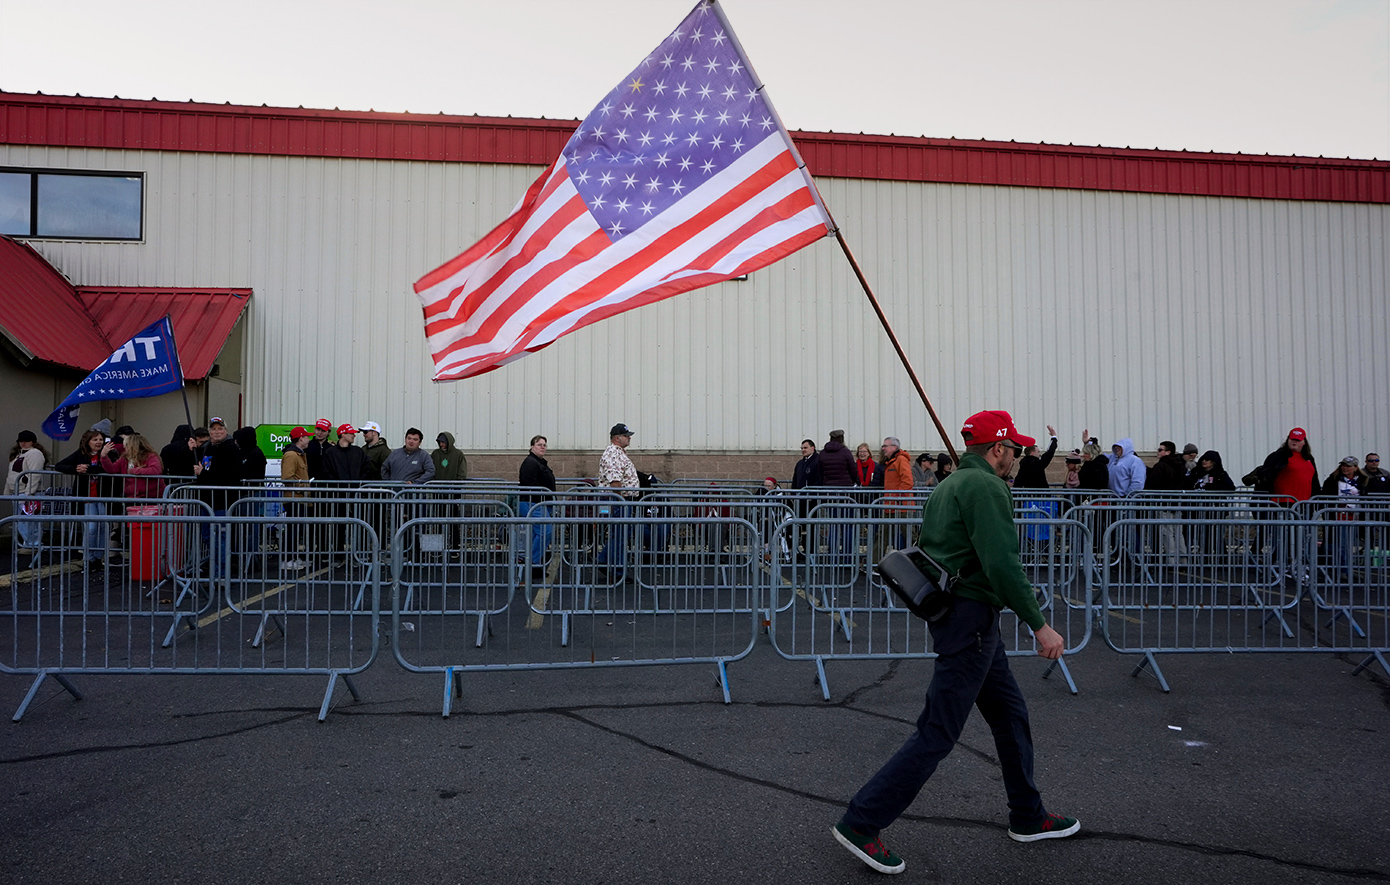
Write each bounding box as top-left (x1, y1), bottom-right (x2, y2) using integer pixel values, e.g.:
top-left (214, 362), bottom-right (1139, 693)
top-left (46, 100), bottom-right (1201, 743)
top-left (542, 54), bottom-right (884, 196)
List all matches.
top-left (2, 91), bottom-right (1387, 203)
top-left (76, 287), bottom-right (251, 380)
top-left (0, 236), bottom-right (111, 369)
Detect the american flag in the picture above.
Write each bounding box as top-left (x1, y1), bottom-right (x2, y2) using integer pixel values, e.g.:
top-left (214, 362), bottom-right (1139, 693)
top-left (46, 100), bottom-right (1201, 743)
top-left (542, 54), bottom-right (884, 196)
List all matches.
top-left (414, 0), bottom-right (834, 380)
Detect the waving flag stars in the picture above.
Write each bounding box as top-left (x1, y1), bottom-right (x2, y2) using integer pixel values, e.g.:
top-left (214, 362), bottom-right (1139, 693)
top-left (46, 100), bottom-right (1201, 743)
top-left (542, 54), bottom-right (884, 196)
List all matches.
top-left (413, 0), bottom-right (834, 381)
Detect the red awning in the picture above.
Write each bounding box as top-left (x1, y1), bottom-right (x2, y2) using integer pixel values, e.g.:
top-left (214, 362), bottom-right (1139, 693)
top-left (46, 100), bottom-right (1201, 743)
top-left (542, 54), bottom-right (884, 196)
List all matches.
top-left (0, 236), bottom-right (249, 379)
top-left (0, 237), bottom-right (111, 369)
top-left (77, 288), bottom-right (250, 380)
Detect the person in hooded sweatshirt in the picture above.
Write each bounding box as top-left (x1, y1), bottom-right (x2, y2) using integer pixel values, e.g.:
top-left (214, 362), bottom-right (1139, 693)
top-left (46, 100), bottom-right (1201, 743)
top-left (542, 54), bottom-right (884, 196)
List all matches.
top-left (161, 424), bottom-right (197, 478)
top-left (432, 432), bottom-right (468, 481)
top-left (1188, 451), bottom-right (1236, 492)
top-left (1107, 438), bottom-right (1147, 497)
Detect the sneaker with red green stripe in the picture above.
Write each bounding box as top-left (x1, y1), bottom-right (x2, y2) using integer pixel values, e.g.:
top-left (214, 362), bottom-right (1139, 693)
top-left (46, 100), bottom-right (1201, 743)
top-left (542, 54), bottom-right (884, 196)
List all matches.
top-left (1008, 812), bottom-right (1081, 842)
top-left (832, 822), bottom-right (906, 874)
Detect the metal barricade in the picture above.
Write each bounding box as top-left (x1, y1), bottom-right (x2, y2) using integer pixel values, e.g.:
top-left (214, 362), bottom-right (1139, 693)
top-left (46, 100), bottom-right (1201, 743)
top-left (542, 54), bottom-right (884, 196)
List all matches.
top-left (1, 502), bottom-right (380, 722)
top-left (765, 513), bottom-right (1093, 698)
top-left (1073, 494), bottom-right (1294, 573)
top-left (1099, 517), bottom-right (1390, 692)
top-left (390, 512), bottom-right (761, 715)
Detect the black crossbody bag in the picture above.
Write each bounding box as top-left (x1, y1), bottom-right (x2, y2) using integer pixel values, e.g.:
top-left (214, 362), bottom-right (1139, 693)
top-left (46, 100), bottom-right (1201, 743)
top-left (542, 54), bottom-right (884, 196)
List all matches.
top-left (875, 547), bottom-right (976, 623)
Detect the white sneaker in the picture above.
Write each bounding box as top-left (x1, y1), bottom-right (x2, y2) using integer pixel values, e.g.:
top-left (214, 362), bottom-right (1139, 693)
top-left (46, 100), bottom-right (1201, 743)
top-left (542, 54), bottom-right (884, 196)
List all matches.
top-left (281, 559), bottom-right (306, 571)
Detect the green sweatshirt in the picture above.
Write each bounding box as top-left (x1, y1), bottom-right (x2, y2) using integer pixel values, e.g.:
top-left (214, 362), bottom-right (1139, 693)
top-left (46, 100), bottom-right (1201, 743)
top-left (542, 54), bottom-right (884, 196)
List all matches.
top-left (917, 452), bottom-right (1046, 629)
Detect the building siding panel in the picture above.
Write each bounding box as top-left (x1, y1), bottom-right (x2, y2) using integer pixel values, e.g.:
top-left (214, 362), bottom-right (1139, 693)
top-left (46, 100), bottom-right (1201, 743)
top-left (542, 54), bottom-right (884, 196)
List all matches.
top-left (2, 143), bottom-right (1386, 475)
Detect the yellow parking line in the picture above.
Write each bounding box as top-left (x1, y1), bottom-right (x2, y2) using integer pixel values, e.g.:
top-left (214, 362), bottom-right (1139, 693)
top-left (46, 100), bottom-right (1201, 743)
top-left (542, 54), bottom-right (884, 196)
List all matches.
top-left (196, 565), bottom-right (332, 628)
top-left (0, 561), bottom-right (82, 587)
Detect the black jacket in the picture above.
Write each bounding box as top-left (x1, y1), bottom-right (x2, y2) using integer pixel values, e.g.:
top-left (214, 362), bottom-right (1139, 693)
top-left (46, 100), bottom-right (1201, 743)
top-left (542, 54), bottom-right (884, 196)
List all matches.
top-left (1145, 452), bottom-right (1188, 491)
top-left (1078, 457), bottom-right (1109, 491)
top-left (818, 441), bottom-right (856, 487)
top-left (306, 437), bottom-right (327, 480)
top-left (196, 438), bottom-right (243, 511)
top-left (1188, 451), bottom-right (1235, 492)
top-left (321, 442), bottom-right (369, 484)
top-left (1013, 436), bottom-right (1058, 489)
top-left (518, 451), bottom-right (557, 503)
top-left (1363, 468), bottom-right (1390, 496)
top-left (233, 427), bottom-right (269, 486)
top-left (1322, 469), bottom-right (1366, 497)
top-left (792, 453), bottom-right (821, 489)
top-left (160, 425), bottom-right (197, 478)
top-left (55, 447), bottom-right (114, 498)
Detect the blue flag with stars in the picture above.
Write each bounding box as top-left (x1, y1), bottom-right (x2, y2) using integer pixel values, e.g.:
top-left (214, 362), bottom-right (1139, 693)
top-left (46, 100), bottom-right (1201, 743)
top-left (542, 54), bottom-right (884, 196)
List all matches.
top-left (42, 316), bottom-right (185, 440)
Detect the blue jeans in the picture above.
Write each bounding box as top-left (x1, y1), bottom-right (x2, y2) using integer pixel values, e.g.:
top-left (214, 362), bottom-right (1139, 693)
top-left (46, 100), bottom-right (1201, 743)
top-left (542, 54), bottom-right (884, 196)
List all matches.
top-left (840, 598), bottom-right (1046, 835)
top-left (600, 501), bottom-right (634, 570)
top-left (517, 501), bottom-right (552, 565)
top-left (83, 502), bottom-right (107, 561)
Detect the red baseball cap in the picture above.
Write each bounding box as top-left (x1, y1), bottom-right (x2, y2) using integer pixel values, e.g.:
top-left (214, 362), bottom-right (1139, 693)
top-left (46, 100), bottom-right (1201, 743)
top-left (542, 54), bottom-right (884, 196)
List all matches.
top-left (315, 418), bottom-right (332, 431)
top-left (289, 427), bottom-right (310, 440)
top-left (1288, 427), bottom-right (1307, 441)
top-left (338, 423), bottom-right (358, 436)
top-left (961, 410), bottom-right (1036, 448)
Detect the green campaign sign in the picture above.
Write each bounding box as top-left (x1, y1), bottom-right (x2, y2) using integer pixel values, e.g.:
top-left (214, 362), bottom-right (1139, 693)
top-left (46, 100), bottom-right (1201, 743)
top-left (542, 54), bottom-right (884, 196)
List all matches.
top-left (255, 423), bottom-right (333, 457)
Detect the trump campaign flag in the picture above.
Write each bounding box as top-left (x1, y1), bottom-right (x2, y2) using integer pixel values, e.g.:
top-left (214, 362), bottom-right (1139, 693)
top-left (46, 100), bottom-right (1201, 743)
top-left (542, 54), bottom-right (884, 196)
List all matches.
top-left (41, 316), bottom-right (185, 440)
top-left (414, 0), bottom-right (834, 380)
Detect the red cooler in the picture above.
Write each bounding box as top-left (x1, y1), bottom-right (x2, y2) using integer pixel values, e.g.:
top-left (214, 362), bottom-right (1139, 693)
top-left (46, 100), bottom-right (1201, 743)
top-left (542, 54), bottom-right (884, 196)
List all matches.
top-left (127, 504), bottom-right (164, 581)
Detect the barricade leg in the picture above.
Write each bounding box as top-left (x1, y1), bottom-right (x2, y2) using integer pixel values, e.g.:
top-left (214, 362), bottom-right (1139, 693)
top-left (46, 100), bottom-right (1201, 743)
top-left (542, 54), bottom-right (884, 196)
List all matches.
top-left (318, 671), bottom-right (361, 722)
top-left (1350, 650), bottom-right (1390, 680)
top-left (13, 671), bottom-right (84, 722)
top-left (715, 660), bottom-right (731, 704)
top-left (1130, 651), bottom-right (1170, 693)
top-left (814, 656), bottom-right (830, 701)
top-left (1040, 658), bottom-right (1078, 695)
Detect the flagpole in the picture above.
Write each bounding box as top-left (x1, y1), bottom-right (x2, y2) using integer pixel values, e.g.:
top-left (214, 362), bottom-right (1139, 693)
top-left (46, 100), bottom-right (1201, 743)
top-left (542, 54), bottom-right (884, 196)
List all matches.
top-left (179, 385), bottom-right (194, 429)
top-left (834, 230), bottom-right (960, 464)
top-left (707, 0), bottom-right (959, 463)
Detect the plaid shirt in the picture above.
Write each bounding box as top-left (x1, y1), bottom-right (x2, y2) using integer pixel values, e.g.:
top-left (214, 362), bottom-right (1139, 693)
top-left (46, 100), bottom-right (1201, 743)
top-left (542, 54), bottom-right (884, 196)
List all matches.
top-left (599, 443), bottom-right (639, 497)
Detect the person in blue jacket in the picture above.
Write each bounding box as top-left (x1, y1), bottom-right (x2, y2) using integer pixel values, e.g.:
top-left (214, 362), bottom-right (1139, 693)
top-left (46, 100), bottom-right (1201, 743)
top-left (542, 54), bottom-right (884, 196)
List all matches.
top-left (1107, 438), bottom-right (1147, 496)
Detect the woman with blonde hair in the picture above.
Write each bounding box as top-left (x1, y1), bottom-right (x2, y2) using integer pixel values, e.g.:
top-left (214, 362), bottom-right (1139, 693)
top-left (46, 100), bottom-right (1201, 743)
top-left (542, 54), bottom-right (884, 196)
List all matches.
top-left (105, 432), bottom-right (165, 499)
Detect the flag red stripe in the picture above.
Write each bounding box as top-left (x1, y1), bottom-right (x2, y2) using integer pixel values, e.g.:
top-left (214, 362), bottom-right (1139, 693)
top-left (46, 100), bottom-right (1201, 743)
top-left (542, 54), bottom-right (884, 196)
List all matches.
top-left (414, 160), bottom-right (558, 293)
top-left (428, 227), bottom-right (610, 364)
top-left (419, 170), bottom-right (577, 323)
top-left (433, 149), bottom-right (801, 362)
top-left (524, 151), bottom-right (799, 332)
top-left (441, 193), bottom-right (591, 326)
top-left (434, 224), bottom-right (828, 380)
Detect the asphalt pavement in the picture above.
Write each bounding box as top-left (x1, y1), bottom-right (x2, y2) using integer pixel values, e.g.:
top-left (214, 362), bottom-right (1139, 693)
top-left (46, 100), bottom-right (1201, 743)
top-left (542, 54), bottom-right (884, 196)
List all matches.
top-left (2, 637), bottom-right (1388, 884)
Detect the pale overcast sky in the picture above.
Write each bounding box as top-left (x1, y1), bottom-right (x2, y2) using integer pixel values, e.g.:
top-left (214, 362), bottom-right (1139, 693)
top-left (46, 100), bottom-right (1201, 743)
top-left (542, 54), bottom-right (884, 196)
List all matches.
top-left (2, 0), bottom-right (1387, 160)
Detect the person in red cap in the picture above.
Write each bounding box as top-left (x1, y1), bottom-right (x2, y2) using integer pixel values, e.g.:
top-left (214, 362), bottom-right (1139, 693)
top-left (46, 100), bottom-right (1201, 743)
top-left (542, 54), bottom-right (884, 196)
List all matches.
top-left (1243, 427), bottom-right (1319, 502)
top-left (305, 418), bottom-right (333, 480)
top-left (832, 409), bottom-right (1078, 876)
top-left (319, 423), bottom-right (368, 566)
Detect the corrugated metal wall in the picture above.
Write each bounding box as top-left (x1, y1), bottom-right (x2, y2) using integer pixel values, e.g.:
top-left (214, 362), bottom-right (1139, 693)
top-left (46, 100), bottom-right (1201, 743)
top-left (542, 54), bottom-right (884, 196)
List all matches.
top-left (4, 144), bottom-right (1386, 476)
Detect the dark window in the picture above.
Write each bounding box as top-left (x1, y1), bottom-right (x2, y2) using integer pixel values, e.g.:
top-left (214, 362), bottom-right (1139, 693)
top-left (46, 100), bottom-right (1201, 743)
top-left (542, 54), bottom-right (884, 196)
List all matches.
top-left (0, 168), bottom-right (143, 240)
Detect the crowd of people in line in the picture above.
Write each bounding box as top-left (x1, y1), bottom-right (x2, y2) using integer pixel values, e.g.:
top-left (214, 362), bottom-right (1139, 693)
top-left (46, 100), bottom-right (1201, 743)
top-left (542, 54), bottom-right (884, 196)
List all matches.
top-left (784, 425), bottom-right (1390, 507)
top-left (8, 416), bottom-right (1389, 566)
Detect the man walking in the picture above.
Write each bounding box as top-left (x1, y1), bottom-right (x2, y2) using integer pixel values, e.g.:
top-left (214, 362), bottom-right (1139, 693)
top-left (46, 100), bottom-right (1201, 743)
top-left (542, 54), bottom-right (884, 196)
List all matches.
top-left (832, 410), bottom-right (1078, 876)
